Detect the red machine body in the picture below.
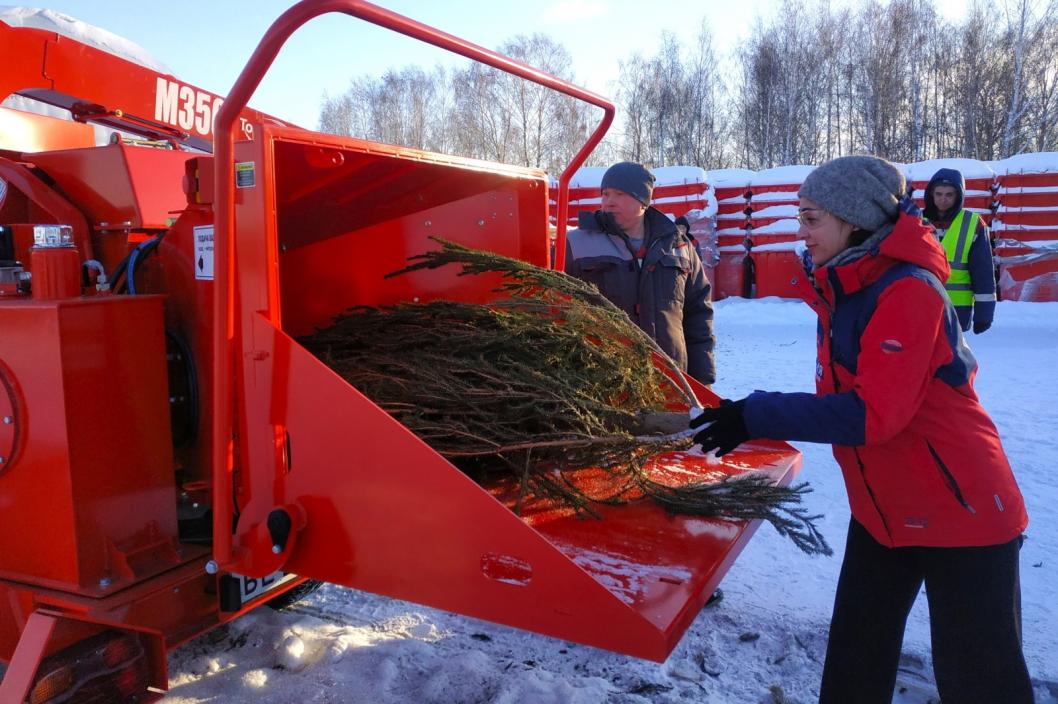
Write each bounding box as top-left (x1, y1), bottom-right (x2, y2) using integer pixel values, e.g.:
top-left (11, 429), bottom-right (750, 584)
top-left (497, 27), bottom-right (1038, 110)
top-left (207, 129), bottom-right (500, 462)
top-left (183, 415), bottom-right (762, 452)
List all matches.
top-left (0, 3), bottom-right (804, 702)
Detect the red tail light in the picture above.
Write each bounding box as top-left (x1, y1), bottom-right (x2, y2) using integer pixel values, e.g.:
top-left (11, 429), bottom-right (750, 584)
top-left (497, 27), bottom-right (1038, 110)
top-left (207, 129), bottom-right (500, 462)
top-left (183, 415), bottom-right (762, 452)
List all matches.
top-left (28, 630), bottom-right (150, 704)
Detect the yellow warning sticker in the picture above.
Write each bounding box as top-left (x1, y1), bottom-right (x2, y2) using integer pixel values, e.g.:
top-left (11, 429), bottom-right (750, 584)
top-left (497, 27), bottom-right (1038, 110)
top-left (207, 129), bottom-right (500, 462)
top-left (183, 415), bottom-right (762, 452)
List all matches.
top-left (235, 161), bottom-right (255, 188)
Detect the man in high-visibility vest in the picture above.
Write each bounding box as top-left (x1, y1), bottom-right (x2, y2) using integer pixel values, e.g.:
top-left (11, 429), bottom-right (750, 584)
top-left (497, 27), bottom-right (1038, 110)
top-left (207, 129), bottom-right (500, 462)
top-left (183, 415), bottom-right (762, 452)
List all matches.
top-left (923, 168), bottom-right (996, 334)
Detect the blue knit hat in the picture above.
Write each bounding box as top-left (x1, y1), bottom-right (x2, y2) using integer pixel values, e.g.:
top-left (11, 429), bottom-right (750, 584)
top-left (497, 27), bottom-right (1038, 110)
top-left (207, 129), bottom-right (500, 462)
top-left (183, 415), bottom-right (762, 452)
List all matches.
top-left (601, 162), bottom-right (655, 207)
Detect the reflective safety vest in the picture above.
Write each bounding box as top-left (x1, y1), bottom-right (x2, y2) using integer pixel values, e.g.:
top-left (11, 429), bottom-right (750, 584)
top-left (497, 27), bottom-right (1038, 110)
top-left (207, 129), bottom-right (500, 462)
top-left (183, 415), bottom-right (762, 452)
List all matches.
top-left (938, 210), bottom-right (979, 307)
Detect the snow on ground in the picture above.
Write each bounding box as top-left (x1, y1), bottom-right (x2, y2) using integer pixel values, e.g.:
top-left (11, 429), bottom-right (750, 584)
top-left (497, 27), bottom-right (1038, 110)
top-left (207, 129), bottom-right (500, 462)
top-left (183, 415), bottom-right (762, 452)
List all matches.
top-left (162, 299), bottom-right (1058, 703)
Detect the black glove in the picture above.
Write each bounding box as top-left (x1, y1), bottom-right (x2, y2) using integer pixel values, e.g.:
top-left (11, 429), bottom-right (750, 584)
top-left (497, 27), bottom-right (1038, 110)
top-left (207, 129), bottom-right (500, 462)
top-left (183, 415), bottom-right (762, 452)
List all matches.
top-left (973, 318), bottom-right (992, 334)
top-left (690, 398), bottom-right (749, 456)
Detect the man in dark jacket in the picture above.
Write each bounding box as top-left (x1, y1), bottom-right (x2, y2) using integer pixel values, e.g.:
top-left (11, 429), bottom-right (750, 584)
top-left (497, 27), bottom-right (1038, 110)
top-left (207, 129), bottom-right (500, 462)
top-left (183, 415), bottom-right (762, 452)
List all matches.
top-left (564, 162), bottom-right (716, 386)
top-left (923, 168), bottom-right (996, 333)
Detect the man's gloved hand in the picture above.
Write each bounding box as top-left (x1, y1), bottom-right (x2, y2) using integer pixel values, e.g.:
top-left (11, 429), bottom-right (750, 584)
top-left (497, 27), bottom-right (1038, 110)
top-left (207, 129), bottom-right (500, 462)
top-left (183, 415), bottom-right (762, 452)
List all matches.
top-left (972, 300), bottom-right (994, 335)
top-left (690, 398), bottom-right (749, 456)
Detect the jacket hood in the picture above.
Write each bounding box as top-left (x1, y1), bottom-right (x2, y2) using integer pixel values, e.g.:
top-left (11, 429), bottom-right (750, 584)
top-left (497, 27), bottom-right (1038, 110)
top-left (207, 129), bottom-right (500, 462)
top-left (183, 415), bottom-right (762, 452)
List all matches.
top-left (924, 168), bottom-right (965, 221)
top-left (817, 212), bottom-right (951, 296)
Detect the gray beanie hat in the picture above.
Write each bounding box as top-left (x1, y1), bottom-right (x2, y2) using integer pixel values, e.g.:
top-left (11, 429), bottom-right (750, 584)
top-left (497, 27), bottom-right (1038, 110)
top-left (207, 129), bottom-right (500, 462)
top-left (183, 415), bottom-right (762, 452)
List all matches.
top-left (601, 161), bottom-right (655, 206)
top-left (798, 156), bottom-right (905, 232)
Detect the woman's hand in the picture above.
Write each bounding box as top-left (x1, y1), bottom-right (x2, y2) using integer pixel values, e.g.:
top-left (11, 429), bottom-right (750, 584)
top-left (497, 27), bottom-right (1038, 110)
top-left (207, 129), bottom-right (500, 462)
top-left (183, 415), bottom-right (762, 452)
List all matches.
top-left (690, 398), bottom-right (750, 456)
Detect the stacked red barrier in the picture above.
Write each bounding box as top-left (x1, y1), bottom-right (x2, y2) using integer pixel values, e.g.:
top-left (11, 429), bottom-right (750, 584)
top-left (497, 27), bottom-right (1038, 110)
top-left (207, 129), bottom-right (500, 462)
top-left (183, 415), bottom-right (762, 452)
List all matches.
top-left (549, 166), bottom-right (713, 228)
top-left (746, 166), bottom-right (813, 299)
top-left (991, 153), bottom-right (1058, 301)
top-left (549, 156), bottom-right (1058, 303)
top-left (709, 169), bottom-right (754, 299)
top-left (548, 165), bottom-right (722, 291)
top-left (905, 158), bottom-right (996, 227)
top-left (549, 166), bottom-right (609, 229)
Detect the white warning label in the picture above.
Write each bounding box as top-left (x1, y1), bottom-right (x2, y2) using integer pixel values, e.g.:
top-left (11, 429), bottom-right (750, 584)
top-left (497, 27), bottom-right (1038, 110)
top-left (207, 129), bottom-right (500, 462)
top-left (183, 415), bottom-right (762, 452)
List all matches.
top-left (194, 225), bottom-right (215, 281)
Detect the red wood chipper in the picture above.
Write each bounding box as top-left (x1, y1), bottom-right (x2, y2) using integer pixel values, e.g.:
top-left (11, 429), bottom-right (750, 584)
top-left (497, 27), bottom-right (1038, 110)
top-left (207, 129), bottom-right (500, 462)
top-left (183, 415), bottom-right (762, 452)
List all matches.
top-left (0, 2), bottom-right (803, 701)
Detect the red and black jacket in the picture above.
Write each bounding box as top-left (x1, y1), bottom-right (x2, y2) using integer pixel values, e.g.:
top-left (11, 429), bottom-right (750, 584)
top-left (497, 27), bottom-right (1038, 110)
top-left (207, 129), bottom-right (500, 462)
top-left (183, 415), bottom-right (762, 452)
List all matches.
top-left (743, 211), bottom-right (1027, 548)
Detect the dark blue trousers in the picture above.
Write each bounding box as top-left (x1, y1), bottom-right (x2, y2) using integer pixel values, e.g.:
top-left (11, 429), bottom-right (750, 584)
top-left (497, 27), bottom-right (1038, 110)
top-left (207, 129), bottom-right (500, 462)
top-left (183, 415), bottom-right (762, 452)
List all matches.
top-left (819, 519), bottom-right (1033, 703)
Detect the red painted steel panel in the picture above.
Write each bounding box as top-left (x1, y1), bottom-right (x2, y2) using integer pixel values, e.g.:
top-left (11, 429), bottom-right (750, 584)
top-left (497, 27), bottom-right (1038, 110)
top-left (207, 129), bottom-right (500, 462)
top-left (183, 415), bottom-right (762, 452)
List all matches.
top-left (753, 249), bottom-right (805, 299)
top-left (995, 191), bottom-right (1058, 208)
top-left (749, 183), bottom-right (801, 196)
top-left (28, 246), bottom-right (81, 299)
top-left (998, 250), bottom-right (1058, 301)
top-left (751, 234), bottom-right (799, 246)
top-left (715, 186), bottom-right (751, 201)
top-left (998, 173), bottom-right (1058, 189)
top-left (26, 144), bottom-right (194, 230)
top-left (718, 200), bottom-right (750, 216)
top-left (992, 226), bottom-right (1058, 241)
top-left (713, 250), bottom-right (747, 300)
top-left (206, 126), bottom-right (805, 661)
top-left (0, 19), bottom-right (288, 149)
top-left (717, 234), bottom-right (748, 247)
top-left (0, 107), bottom-right (94, 153)
top-left (241, 315), bottom-right (798, 660)
top-left (993, 209), bottom-right (1058, 227)
top-left (0, 296), bottom-right (178, 595)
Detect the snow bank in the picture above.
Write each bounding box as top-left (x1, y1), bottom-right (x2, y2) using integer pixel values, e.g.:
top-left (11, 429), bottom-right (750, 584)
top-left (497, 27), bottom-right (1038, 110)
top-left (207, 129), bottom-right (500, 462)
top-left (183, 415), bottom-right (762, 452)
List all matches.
top-left (653, 165), bottom-right (708, 184)
top-left (993, 152), bottom-right (1058, 174)
top-left (750, 241), bottom-right (803, 253)
top-left (707, 168), bottom-right (755, 187)
top-left (751, 219), bottom-right (800, 235)
top-left (750, 165), bottom-right (815, 186)
top-left (749, 204), bottom-right (799, 219)
top-left (568, 167), bottom-right (607, 189)
top-left (905, 158), bottom-right (995, 181)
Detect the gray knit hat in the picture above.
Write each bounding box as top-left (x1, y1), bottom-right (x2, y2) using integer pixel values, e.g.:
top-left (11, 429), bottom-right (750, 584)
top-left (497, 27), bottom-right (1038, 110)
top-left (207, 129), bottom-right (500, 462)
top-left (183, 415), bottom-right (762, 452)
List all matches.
top-left (601, 161), bottom-right (655, 206)
top-left (798, 156), bottom-right (905, 231)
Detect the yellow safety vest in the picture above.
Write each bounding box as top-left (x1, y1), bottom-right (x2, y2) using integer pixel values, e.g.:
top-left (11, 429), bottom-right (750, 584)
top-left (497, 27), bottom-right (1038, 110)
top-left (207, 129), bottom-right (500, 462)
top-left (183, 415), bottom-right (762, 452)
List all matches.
top-left (938, 210), bottom-right (979, 307)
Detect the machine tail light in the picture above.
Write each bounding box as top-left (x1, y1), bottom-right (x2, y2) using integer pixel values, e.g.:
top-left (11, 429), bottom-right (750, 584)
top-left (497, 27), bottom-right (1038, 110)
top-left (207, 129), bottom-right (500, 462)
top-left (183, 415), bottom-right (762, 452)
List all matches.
top-left (28, 630), bottom-right (149, 704)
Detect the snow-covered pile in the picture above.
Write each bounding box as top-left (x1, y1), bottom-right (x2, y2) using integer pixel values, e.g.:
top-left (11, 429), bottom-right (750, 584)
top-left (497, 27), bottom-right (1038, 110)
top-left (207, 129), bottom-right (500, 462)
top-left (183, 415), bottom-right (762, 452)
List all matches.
top-left (749, 165), bottom-right (816, 187)
top-left (905, 157), bottom-right (995, 183)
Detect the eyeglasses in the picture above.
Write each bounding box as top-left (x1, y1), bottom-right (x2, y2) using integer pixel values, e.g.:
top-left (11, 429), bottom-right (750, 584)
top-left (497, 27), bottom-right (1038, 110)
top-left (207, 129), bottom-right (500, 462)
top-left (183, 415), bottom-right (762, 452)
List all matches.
top-left (796, 208), bottom-right (828, 229)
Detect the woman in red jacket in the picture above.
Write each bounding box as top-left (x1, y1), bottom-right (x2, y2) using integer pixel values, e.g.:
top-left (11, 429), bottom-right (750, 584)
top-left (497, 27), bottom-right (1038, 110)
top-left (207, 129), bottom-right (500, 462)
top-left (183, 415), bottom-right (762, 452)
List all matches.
top-left (692, 155), bottom-right (1032, 703)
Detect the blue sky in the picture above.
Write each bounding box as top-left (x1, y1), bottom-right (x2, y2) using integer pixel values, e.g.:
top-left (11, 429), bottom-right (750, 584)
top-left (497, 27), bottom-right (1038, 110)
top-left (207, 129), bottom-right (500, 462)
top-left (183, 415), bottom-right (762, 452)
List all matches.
top-left (7, 0), bottom-right (777, 127)
top-left (15, 1), bottom-right (967, 129)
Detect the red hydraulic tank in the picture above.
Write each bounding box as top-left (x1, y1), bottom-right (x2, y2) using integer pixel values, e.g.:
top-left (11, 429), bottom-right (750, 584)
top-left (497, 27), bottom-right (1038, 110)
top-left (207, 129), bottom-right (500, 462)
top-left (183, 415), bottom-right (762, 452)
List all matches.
top-left (0, 294), bottom-right (179, 596)
top-left (29, 246), bottom-right (81, 300)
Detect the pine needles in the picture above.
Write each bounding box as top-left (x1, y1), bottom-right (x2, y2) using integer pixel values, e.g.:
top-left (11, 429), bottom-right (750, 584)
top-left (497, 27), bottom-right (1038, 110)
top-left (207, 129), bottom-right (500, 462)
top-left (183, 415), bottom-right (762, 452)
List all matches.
top-left (298, 238), bottom-right (831, 556)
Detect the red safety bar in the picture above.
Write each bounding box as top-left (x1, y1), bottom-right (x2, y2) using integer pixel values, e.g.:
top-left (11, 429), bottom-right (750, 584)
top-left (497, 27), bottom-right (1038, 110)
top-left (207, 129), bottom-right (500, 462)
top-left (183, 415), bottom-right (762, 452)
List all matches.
top-left (210, 0), bottom-right (615, 569)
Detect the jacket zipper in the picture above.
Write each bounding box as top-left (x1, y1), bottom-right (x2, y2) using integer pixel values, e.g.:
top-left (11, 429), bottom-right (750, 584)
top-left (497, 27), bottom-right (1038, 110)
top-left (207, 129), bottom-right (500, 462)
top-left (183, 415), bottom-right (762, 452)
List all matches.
top-left (635, 237), bottom-right (669, 319)
top-left (827, 325), bottom-right (895, 543)
top-left (925, 440), bottom-right (977, 514)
